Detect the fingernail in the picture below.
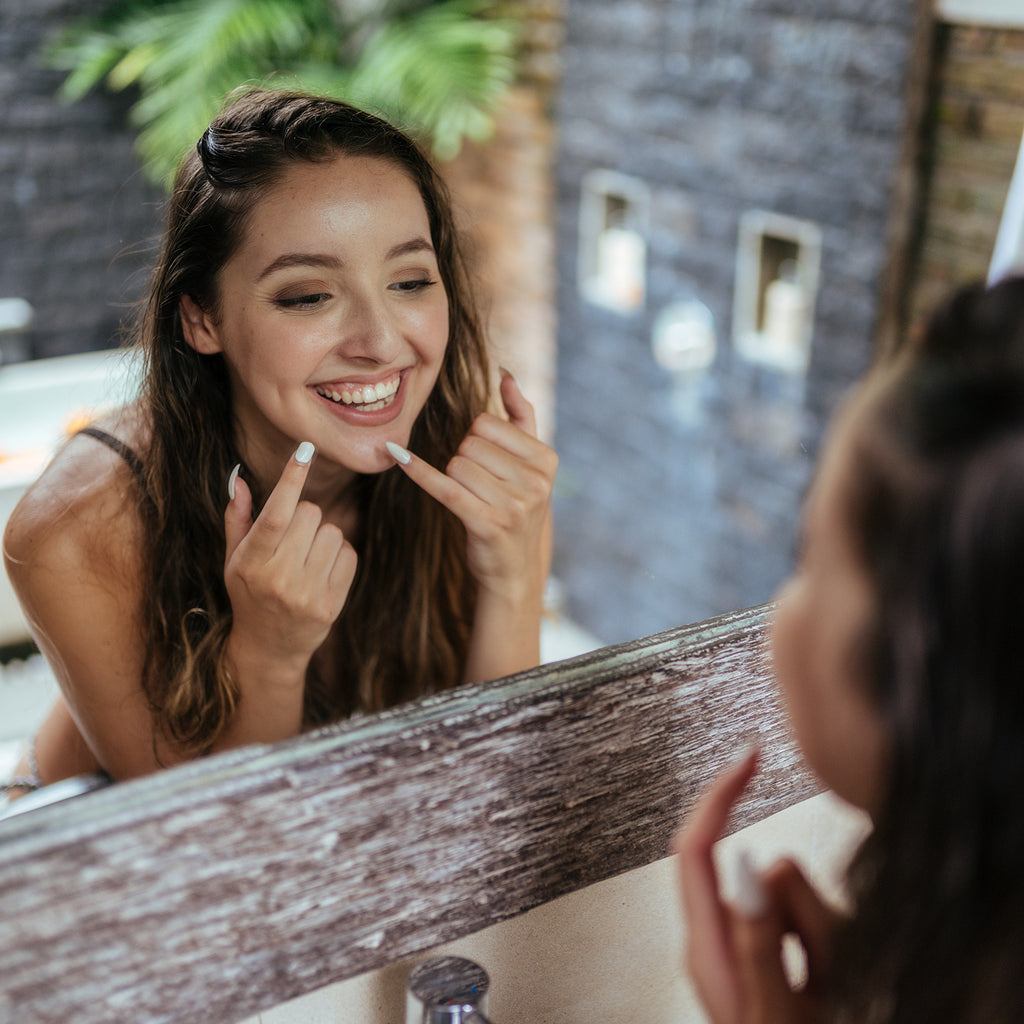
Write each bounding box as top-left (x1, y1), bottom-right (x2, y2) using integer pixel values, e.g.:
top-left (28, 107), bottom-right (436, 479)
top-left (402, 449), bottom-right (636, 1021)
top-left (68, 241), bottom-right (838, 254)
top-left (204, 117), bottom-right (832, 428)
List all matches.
top-left (731, 849), bottom-right (769, 918)
top-left (385, 440), bottom-right (412, 465)
top-left (295, 441), bottom-right (315, 465)
top-left (227, 463), bottom-right (240, 501)
top-left (499, 364), bottom-right (517, 383)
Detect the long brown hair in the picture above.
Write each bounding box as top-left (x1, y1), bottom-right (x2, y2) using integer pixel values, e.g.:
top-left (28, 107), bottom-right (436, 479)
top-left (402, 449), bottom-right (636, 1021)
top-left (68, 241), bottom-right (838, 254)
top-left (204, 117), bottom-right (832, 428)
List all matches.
top-left (134, 89), bottom-right (489, 755)
top-left (829, 276), bottom-right (1024, 1022)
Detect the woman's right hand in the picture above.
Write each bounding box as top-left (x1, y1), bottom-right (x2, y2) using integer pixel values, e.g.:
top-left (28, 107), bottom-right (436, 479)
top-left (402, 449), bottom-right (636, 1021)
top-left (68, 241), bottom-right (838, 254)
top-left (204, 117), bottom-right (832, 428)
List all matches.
top-left (674, 749), bottom-right (839, 1024)
top-left (223, 443), bottom-right (357, 680)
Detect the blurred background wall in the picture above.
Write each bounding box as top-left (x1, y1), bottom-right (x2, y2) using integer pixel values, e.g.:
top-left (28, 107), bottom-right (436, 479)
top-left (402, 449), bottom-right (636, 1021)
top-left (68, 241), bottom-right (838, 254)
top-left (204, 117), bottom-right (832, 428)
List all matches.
top-left (551, 0), bottom-right (920, 642)
top-left (0, 0), bottom-right (163, 360)
top-left (550, 0), bottom-right (1024, 645)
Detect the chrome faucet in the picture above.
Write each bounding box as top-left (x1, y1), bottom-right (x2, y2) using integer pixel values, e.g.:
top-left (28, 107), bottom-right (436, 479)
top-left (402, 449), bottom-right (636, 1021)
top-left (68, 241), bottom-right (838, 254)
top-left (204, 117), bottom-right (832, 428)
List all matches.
top-left (407, 955), bottom-right (493, 1024)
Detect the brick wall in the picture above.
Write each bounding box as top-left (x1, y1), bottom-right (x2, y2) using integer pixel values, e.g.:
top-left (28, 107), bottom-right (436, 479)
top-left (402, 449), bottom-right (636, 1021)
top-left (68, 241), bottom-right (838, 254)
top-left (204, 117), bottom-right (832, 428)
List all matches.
top-left (552, 0), bottom-right (920, 644)
top-left (906, 23), bottom-right (1024, 331)
top-left (0, 0), bottom-right (164, 361)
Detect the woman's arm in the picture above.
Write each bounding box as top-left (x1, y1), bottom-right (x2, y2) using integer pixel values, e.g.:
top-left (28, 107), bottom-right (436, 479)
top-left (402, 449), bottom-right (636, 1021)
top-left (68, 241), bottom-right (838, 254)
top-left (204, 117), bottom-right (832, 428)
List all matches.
top-left (461, 503), bottom-right (552, 683)
top-left (387, 369), bottom-right (557, 683)
top-left (3, 462), bottom-right (182, 780)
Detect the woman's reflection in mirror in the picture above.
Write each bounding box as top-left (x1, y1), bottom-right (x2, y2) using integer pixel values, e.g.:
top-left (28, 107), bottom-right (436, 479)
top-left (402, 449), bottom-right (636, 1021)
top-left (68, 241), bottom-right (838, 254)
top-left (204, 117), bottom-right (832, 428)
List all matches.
top-left (677, 275), bottom-right (1024, 1023)
top-left (2, 88), bottom-right (556, 802)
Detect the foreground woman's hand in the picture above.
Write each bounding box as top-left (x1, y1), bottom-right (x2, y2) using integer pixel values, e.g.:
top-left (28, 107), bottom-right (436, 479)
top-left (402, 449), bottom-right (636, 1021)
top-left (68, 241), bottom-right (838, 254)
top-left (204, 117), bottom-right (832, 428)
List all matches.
top-left (224, 442), bottom-right (358, 680)
top-left (674, 749), bottom-right (838, 1024)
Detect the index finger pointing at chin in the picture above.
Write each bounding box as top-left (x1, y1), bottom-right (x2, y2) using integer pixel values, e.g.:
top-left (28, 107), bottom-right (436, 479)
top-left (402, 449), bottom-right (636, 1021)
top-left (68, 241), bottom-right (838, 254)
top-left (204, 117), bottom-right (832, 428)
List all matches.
top-left (674, 747), bottom-right (761, 918)
top-left (678, 747), bottom-right (761, 853)
top-left (385, 440), bottom-right (412, 466)
top-left (385, 441), bottom-right (475, 521)
top-left (249, 441), bottom-right (317, 543)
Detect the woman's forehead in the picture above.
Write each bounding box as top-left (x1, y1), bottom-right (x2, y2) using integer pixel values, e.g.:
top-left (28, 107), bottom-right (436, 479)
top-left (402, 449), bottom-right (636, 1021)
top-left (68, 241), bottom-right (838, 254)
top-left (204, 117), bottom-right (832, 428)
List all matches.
top-left (233, 155), bottom-right (432, 259)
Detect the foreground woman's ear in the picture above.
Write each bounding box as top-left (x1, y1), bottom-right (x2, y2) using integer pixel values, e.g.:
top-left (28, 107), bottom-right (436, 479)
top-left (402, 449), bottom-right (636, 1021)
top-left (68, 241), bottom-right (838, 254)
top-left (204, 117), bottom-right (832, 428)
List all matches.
top-left (179, 294), bottom-right (223, 355)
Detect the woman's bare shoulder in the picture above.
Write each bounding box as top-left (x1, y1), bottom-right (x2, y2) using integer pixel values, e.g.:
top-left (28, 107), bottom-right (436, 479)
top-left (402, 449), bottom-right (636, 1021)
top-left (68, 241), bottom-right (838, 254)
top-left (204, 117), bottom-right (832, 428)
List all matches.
top-left (3, 408), bottom-right (149, 580)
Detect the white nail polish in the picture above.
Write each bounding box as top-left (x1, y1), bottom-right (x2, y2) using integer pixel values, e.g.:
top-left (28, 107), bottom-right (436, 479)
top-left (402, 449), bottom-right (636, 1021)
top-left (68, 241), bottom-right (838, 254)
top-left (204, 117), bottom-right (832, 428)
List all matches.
top-left (227, 463), bottom-right (240, 501)
top-left (499, 364), bottom-right (517, 384)
top-left (295, 441), bottom-right (315, 465)
top-left (385, 441), bottom-right (412, 465)
top-left (731, 849), bottom-right (769, 918)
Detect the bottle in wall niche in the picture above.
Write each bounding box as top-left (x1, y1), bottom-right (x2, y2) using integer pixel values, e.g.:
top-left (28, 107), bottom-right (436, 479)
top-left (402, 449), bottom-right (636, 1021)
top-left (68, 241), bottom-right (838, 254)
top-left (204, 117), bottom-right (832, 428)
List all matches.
top-left (406, 955), bottom-right (493, 1024)
top-left (761, 258), bottom-right (809, 372)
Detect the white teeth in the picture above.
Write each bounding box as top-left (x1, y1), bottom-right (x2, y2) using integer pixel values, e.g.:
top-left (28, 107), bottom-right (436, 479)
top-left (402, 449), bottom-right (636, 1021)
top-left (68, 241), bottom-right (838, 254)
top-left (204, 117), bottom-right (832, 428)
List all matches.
top-left (316, 377), bottom-right (399, 409)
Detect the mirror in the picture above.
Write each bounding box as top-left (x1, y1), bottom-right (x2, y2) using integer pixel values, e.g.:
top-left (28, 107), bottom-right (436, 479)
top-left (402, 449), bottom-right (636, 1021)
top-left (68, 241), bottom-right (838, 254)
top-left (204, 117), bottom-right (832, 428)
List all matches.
top-left (0, 0), bottom-right (984, 829)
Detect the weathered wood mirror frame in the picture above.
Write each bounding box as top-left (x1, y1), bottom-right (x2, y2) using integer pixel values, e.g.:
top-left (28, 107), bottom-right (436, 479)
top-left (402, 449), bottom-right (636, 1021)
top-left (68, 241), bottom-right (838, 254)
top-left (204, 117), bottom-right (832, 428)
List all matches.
top-left (0, 604), bottom-right (818, 1024)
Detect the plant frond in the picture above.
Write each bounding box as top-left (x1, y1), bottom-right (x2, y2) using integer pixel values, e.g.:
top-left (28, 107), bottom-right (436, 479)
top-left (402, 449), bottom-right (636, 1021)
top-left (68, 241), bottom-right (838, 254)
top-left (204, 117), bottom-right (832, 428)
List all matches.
top-left (51, 33), bottom-right (127, 103)
top-left (348, 1), bottom-right (519, 158)
top-left (42, 0), bottom-right (521, 188)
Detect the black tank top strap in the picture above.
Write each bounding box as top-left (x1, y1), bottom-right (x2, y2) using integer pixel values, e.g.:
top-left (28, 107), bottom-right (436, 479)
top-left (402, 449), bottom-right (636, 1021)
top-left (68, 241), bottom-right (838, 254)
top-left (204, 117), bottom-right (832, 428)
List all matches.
top-left (77, 426), bottom-right (149, 494)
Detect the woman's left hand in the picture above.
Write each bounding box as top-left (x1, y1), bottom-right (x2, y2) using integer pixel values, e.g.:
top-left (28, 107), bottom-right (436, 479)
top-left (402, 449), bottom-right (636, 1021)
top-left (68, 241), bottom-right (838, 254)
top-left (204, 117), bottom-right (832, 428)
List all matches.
top-left (674, 749), bottom-right (838, 1024)
top-left (387, 368), bottom-right (557, 601)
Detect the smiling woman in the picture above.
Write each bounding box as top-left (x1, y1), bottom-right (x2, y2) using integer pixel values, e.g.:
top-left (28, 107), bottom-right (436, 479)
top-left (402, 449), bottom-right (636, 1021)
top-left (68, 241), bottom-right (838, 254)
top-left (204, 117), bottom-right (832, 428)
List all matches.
top-left (0, 88), bottom-right (557, 800)
top-left (178, 155), bottom-right (452, 481)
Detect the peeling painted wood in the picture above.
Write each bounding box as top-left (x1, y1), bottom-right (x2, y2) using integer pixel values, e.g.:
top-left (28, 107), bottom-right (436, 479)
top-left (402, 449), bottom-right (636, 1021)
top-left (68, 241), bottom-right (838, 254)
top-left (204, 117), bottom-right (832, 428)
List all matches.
top-left (0, 604), bottom-right (818, 1024)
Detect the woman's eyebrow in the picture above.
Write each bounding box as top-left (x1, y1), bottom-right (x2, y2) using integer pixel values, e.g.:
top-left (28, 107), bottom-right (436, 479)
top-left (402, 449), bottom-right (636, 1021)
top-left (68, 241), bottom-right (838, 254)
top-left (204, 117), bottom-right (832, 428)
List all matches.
top-left (257, 253), bottom-right (342, 280)
top-left (385, 237), bottom-right (435, 260)
top-left (256, 239), bottom-right (434, 280)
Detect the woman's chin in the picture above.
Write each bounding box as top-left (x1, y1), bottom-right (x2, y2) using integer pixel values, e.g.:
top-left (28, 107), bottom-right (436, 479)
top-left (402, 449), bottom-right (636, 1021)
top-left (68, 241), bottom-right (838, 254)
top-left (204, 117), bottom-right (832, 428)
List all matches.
top-left (320, 442), bottom-right (405, 477)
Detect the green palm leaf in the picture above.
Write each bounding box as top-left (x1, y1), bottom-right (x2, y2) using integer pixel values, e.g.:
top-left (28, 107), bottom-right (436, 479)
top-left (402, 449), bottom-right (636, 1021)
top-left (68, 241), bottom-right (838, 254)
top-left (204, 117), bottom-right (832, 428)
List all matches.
top-left (44, 0), bottom-right (519, 188)
top-left (346, 3), bottom-right (518, 157)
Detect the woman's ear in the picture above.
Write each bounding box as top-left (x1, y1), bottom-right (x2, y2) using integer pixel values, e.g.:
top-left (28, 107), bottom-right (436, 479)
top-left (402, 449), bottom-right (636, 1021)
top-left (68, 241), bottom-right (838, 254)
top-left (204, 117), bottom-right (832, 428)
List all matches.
top-left (179, 294), bottom-right (222, 355)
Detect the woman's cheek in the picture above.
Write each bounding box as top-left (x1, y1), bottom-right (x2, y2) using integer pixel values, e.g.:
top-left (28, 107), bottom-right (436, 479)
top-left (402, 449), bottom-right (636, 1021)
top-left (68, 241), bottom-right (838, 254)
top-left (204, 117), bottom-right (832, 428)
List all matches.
top-left (769, 578), bottom-right (801, 683)
top-left (769, 578), bottom-right (816, 742)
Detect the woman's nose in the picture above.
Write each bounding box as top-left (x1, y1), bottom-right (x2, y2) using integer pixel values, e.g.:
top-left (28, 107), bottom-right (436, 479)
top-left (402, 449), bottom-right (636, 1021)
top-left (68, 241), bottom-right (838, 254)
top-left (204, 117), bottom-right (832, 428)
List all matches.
top-left (337, 294), bottom-right (402, 362)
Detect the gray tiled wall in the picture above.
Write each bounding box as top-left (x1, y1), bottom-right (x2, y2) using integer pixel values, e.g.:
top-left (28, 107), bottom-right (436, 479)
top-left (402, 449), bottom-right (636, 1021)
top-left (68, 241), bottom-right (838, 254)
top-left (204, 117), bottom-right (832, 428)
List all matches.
top-left (0, 0), bottom-right (162, 361)
top-left (552, 0), bottom-right (919, 644)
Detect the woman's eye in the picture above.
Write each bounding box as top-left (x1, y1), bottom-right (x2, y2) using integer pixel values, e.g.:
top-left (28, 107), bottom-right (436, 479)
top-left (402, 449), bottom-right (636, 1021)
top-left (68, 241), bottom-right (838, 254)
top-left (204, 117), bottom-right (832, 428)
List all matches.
top-left (276, 293), bottom-right (329, 309)
top-left (391, 278), bottom-right (436, 293)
